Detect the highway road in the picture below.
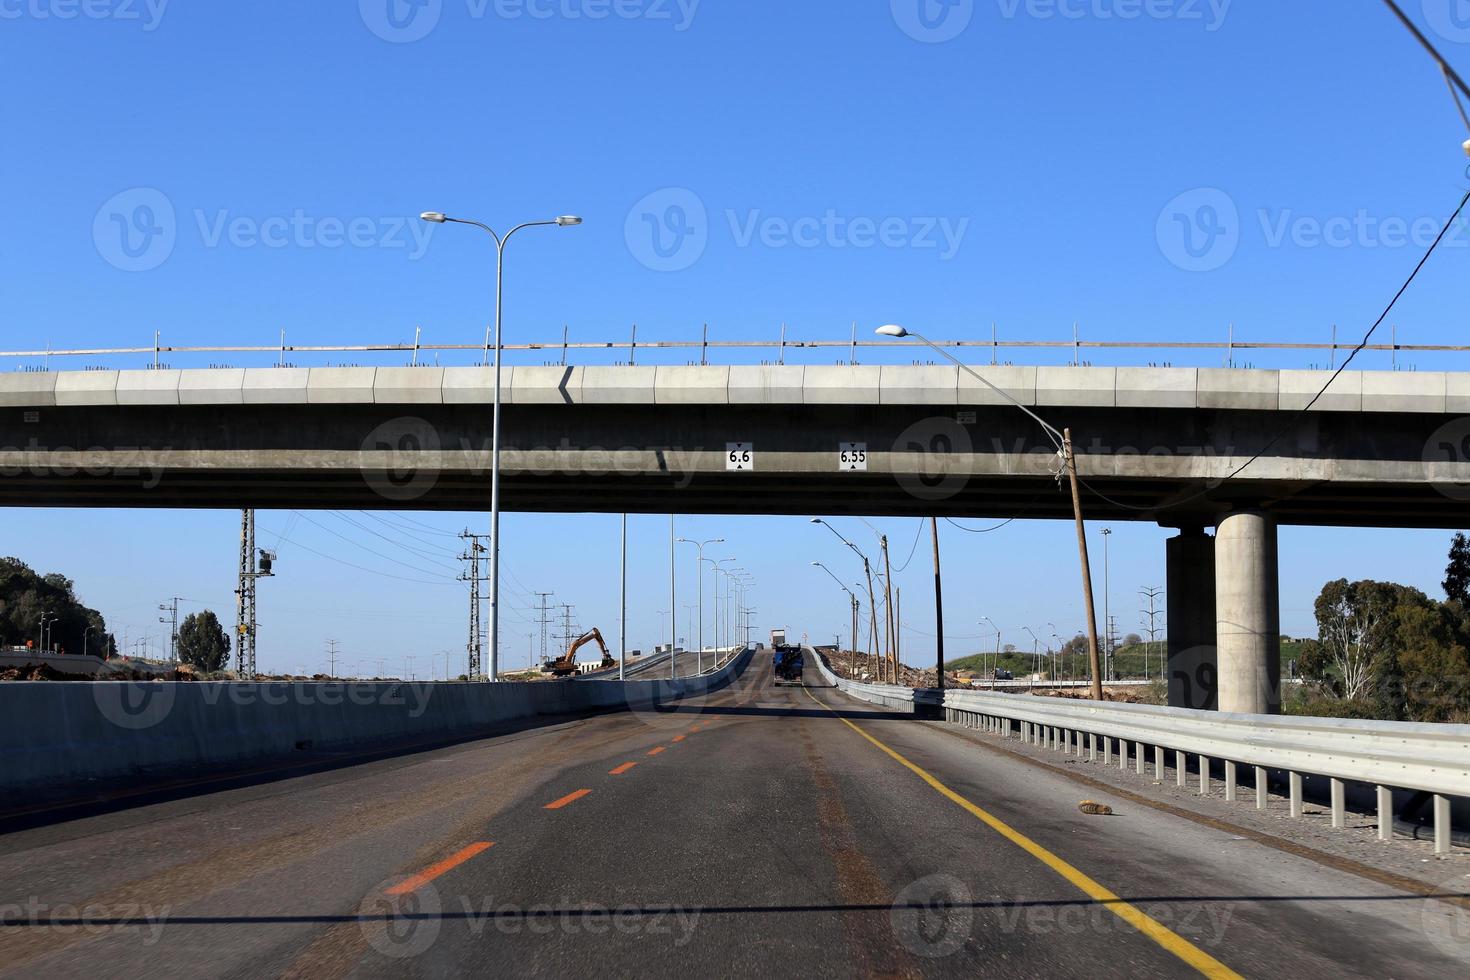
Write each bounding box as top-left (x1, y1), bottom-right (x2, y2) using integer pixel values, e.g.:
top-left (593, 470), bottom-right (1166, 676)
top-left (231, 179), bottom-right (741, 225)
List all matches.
top-left (1, 655), bottom-right (1467, 978)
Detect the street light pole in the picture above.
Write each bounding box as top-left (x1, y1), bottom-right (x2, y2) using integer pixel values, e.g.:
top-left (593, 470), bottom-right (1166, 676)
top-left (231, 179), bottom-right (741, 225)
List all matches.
top-left (875, 324), bottom-right (1104, 700)
top-left (812, 561), bottom-right (859, 676)
top-left (420, 210), bottom-right (581, 682)
top-left (678, 537), bottom-right (724, 674)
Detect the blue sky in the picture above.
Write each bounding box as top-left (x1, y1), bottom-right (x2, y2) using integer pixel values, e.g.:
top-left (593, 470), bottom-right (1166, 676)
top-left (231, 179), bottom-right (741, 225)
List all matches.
top-left (2, 1), bottom-right (1469, 674)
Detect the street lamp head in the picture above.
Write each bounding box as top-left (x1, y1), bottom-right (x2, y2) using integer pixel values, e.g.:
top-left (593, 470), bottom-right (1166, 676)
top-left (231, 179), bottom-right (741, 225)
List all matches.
top-left (555, 215), bottom-right (583, 227)
top-left (809, 518), bottom-right (822, 524)
top-left (875, 324), bottom-right (909, 338)
top-left (420, 212), bottom-right (448, 224)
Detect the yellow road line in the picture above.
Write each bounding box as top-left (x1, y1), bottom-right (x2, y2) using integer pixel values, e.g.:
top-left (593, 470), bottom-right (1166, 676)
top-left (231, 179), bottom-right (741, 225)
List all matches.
top-left (801, 685), bottom-right (1242, 980)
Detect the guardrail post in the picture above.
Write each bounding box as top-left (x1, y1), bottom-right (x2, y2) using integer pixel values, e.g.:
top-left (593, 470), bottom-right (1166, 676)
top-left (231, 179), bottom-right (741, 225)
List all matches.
top-left (1289, 772), bottom-right (1303, 818)
top-left (1136, 741), bottom-right (1145, 775)
top-left (1255, 766), bottom-right (1268, 809)
top-left (1434, 794), bottom-right (1451, 855)
top-left (1330, 779), bottom-right (1345, 829)
top-left (1088, 732), bottom-right (1096, 762)
top-left (1154, 745), bottom-right (1164, 782)
top-left (1102, 736), bottom-right (1111, 766)
top-left (1376, 785), bottom-right (1392, 841)
top-left (1176, 749), bottom-right (1187, 788)
top-left (1224, 760), bottom-right (1237, 802)
top-left (1198, 756), bottom-right (1210, 796)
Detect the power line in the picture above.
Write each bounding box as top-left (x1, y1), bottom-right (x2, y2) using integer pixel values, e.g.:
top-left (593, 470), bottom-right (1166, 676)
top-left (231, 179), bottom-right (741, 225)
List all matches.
top-left (1381, 0), bottom-right (1470, 103)
top-left (1078, 188), bottom-right (1470, 514)
top-left (944, 517), bottom-right (1019, 534)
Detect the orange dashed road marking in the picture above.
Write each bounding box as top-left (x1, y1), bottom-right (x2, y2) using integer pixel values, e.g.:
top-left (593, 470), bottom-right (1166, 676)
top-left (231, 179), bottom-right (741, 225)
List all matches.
top-left (672, 735), bottom-right (686, 742)
top-left (386, 842), bottom-right (494, 895)
top-left (545, 789), bottom-right (592, 810)
top-left (609, 762), bottom-right (638, 775)
top-left (647, 746), bottom-right (667, 757)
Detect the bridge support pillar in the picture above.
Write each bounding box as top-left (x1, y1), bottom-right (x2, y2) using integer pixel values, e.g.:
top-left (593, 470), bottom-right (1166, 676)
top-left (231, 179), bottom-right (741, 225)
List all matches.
top-left (1215, 511), bottom-right (1281, 714)
top-left (1166, 526), bottom-right (1217, 709)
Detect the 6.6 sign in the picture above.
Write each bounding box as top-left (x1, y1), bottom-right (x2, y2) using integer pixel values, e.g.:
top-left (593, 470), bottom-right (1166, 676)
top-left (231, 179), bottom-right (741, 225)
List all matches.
top-left (726, 442), bottom-right (754, 471)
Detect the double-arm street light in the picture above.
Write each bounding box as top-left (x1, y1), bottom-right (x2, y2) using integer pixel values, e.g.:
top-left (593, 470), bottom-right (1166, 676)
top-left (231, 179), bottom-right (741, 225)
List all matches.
top-left (874, 324), bottom-right (1104, 701)
top-left (420, 210), bottom-right (581, 681)
top-left (811, 518), bottom-right (883, 681)
top-left (677, 537), bottom-right (724, 673)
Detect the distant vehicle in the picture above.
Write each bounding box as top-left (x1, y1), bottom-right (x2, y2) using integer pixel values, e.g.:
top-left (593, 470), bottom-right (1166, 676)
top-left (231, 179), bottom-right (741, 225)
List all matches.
top-left (993, 668), bottom-right (1014, 680)
top-left (773, 645), bottom-right (804, 686)
top-left (770, 628), bottom-right (787, 648)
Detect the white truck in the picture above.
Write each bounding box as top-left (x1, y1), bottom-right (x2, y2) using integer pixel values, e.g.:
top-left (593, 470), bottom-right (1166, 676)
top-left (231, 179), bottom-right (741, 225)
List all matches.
top-left (770, 628), bottom-right (787, 648)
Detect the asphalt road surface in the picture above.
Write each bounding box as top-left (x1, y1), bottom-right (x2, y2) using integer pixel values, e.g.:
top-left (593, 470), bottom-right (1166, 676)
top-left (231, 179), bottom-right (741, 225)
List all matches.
top-left (2, 655), bottom-right (1467, 978)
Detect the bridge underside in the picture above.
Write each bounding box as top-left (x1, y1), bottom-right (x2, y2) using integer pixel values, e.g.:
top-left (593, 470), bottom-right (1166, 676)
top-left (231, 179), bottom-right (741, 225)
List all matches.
top-left (1, 402), bottom-right (1465, 527)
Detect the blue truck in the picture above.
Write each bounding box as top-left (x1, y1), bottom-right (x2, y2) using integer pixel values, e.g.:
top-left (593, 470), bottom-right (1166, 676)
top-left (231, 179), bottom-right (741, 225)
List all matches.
top-left (773, 645), bottom-right (804, 685)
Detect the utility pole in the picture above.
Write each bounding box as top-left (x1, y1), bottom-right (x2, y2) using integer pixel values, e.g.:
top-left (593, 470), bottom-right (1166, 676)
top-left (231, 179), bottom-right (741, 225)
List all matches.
top-left (1064, 428), bottom-right (1105, 701)
top-left (560, 604), bottom-right (576, 656)
top-left (533, 592), bottom-right (555, 667)
top-left (157, 598), bottom-right (182, 663)
top-left (458, 530), bottom-right (490, 680)
top-left (931, 517), bottom-right (945, 691)
top-left (234, 509), bottom-right (275, 680)
top-left (1140, 586), bottom-right (1164, 680)
top-left (325, 638), bottom-right (340, 678)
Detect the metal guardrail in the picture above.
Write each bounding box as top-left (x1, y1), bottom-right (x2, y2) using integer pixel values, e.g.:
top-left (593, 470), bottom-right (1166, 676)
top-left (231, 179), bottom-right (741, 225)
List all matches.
top-left (811, 648), bottom-right (1468, 854)
top-left (946, 691), bottom-right (1470, 855)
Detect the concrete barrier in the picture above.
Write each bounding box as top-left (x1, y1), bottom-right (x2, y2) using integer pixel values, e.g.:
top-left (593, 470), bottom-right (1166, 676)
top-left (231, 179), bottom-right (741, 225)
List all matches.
top-left (1, 646), bottom-right (754, 795)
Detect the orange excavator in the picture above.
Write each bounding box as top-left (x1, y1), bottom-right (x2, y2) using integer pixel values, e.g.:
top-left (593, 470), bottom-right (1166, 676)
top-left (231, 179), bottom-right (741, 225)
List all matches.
top-left (543, 627), bottom-right (614, 677)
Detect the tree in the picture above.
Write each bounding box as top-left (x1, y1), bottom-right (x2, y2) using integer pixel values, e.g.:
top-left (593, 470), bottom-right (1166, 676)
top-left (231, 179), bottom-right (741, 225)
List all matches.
top-left (177, 610), bottom-right (231, 673)
top-left (1123, 632), bottom-right (1143, 647)
top-left (1445, 532), bottom-right (1470, 604)
top-left (1308, 579), bottom-right (1404, 702)
top-left (0, 556), bottom-right (107, 657)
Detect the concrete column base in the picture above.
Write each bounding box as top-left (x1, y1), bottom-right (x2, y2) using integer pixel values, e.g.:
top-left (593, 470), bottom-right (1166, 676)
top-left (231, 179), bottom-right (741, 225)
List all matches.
top-left (1215, 510), bottom-right (1282, 714)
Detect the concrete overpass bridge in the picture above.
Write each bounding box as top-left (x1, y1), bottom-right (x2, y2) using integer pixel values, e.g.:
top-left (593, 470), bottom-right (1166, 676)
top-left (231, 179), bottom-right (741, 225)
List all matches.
top-left (4, 363), bottom-right (1468, 715)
